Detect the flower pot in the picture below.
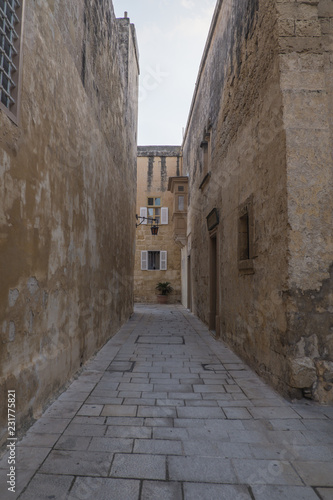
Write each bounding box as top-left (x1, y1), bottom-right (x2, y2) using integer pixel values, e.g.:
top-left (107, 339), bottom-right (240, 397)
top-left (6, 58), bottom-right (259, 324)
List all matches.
top-left (157, 294), bottom-right (168, 304)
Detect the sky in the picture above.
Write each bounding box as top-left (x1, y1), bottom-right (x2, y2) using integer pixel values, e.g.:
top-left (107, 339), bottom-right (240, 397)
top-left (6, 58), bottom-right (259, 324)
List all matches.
top-left (112, 0), bottom-right (217, 146)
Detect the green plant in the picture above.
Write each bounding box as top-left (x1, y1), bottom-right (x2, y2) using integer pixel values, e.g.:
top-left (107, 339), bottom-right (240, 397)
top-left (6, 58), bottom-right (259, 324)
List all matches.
top-left (156, 281), bottom-right (173, 296)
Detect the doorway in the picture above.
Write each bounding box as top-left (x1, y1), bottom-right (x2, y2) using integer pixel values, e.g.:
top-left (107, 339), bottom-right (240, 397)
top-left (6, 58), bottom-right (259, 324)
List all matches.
top-left (209, 232), bottom-right (219, 335)
top-left (187, 255), bottom-right (192, 311)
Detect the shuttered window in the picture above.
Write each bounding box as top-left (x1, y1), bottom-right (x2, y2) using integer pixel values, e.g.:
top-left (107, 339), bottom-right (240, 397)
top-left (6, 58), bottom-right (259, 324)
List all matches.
top-left (141, 250), bottom-right (167, 271)
top-left (161, 207), bottom-right (168, 225)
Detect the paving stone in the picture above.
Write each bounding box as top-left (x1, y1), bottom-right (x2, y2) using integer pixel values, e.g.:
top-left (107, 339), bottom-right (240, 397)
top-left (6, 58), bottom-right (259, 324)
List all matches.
top-left (0, 468), bottom-right (35, 500)
top-left (40, 449), bottom-right (112, 476)
top-left (137, 406), bottom-right (177, 418)
top-left (42, 400), bottom-right (83, 419)
top-left (193, 384), bottom-right (226, 393)
top-left (183, 438), bottom-right (251, 458)
top-left (27, 417), bottom-right (71, 435)
top-left (85, 396), bottom-right (123, 405)
top-left (77, 404), bottom-right (104, 416)
top-left (89, 437), bottom-right (133, 453)
top-left (293, 461), bottom-right (333, 486)
top-left (123, 398), bottom-right (156, 406)
top-left (153, 427), bottom-right (189, 440)
top-left (251, 485), bottom-right (320, 500)
top-left (141, 480), bottom-right (182, 500)
top-left (13, 446), bottom-right (51, 470)
top-left (232, 458), bottom-right (303, 486)
top-left (106, 417), bottom-right (144, 426)
top-left (248, 407), bottom-right (301, 419)
top-left (134, 438), bottom-right (182, 455)
top-left (183, 483), bottom-right (252, 500)
top-left (168, 456), bottom-right (237, 482)
top-left (101, 405), bottom-right (137, 417)
top-left (144, 417), bottom-right (174, 427)
top-left (63, 423), bottom-right (107, 437)
top-left (184, 399), bottom-right (218, 406)
top-left (106, 425), bottom-right (152, 439)
top-left (224, 407), bottom-right (252, 419)
top-left (55, 435), bottom-right (92, 451)
top-left (110, 453), bottom-right (166, 480)
top-left (71, 416), bottom-right (106, 425)
top-left (70, 477), bottom-right (140, 500)
top-left (19, 473), bottom-right (74, 500)
top-left (316, 488), bottom-right (333, 500)
top-left (267, 419), bottom-right (307, 431)
top-left (19, 432), bottom-right (61, 448)
top-left (177, 406), bottom-right (224, 419)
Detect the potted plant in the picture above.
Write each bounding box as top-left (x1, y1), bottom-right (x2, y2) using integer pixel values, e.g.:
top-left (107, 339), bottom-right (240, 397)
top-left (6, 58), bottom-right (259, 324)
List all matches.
top-left (156, 281), bottom-right (173, 304)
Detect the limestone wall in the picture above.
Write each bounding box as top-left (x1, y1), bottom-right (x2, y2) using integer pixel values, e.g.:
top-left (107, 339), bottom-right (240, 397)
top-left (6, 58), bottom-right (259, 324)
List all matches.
top-left (0, 0), bottom-right (139, 447)
top-left (277, 0), bottom-right (333, 401)
top-left (183, 0), bottom-right (332, 402)
top-left (183, 0), bottom-right (290, 393)
top-left (135, 147), bottom-right (182, 304)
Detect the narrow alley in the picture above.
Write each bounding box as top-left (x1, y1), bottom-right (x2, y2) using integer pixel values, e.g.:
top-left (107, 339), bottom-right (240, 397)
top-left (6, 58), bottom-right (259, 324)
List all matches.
top-left (1, 305), bottom-right (333, 500)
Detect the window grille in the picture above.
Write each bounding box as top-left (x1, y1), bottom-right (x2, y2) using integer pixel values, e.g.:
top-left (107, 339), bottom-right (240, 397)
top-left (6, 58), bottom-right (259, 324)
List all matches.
top-left (0, 0), bottom-right (21, 112)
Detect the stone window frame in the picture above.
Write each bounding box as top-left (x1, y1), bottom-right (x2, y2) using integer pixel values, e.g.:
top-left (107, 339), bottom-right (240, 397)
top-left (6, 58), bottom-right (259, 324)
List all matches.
top-left (0, 0), bottom-right (24, 125)
top-left (238, 195), bottom-right (255, 274)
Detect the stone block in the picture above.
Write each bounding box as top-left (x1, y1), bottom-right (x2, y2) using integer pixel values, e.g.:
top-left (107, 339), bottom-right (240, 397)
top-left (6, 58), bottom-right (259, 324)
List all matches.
top-left (289, 357), bottom-right (317, 388)
top-left (141, 481), bottom-right (182, 500)
top-left (19, 474), bottom-right (74, 500)
top-left (70, 477), bottom-right (140, 500)
top-left (110, 453), bottom-right (166, 480)
top-left (296, 20), bottom-right (322, 36)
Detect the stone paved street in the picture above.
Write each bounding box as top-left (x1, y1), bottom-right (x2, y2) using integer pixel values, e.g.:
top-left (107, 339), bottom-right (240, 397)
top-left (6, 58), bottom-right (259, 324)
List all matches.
top-left (1, 304), bottom-right (333, 500)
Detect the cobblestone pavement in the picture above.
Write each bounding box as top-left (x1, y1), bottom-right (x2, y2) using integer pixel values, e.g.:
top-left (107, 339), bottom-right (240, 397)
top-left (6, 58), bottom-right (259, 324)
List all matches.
top-left (1, 304), bottom-right (333, 500)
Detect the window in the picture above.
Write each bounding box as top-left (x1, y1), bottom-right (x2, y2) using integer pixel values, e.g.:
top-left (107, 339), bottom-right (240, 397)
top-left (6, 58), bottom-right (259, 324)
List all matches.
top-left (148, 251), bottom-right (160, 270)
top-left (238, 196), bottom-right (255, 273)
top-left (200, 129), bottom-right (211, 176)
top-left (141, 251), bottom-right (167, 271)
top-left (178, 186), bottom-right (184, 192)
top-left (0, 0), bottom-right (23, 121)
top-left (239, 212), bottom-right (250, 261)
top-left (147, 197), bottom-right (161, 224)
top-left (140, 202), bottom-right (168, 225)
top-left (178, 195), bottom-right (184, 211)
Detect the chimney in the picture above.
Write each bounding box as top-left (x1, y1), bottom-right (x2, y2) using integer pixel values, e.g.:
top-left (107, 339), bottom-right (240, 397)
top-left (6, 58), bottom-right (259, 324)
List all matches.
top-left (124, 11), bottom-right (128, 18)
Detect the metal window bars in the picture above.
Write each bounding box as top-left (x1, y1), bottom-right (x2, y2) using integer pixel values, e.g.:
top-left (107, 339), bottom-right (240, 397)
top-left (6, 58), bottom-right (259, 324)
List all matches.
top-left (0, 0), bottom-right (20, 110)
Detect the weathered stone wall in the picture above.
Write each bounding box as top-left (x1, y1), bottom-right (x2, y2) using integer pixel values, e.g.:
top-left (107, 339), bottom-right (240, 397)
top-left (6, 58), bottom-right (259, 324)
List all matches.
top-left (135, 147), bottom-right (182, 304)
top-left (0, 0), bottom-right (139, 447)
top-left (183, 0), bottom-right (332, 401)
top-left (277, 0), bottom-right (333, 401)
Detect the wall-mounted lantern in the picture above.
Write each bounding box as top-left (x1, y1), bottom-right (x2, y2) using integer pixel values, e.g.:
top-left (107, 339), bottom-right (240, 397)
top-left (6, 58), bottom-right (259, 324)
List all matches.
top-left (136, 214), bottom-right (159, 236)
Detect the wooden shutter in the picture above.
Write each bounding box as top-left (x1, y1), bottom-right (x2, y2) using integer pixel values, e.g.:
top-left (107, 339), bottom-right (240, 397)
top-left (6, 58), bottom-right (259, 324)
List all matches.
top-left (141, 251), bottom-right (148, 270)
top-left (140, 207), bottom-right (147, 224)
top-left (160, 251), bottom-right (167, 270)
top-left (161, 207), bottom-right (168, 225)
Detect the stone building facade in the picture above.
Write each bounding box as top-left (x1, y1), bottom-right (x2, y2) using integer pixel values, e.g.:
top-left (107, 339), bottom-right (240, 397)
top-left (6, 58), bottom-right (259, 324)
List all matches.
top-left (0, 1), bottom-right (139, 447)
top-left (134, 146), bottom-right (182, 304)
top-left (181, 0), bottom-right (333, 402)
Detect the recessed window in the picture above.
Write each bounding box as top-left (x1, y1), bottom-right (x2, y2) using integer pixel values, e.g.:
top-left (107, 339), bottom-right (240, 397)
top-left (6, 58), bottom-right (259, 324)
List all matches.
top-left (239, 212), bottom-right (250, 261)
top-left (147, 197), bottom-right (161, 224)
top-left (238, 196), bottom-right (255, 273)
top-left (178, 195), bottom-right (184, 211)
top-left (148, 251), bottom-right (160, 270)
top-left (0, 0), bottom-right (23, 121)
top-left (141, 250), bottom-right (167, 271)
top-left (178, 186), bottom-right (184, 192)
